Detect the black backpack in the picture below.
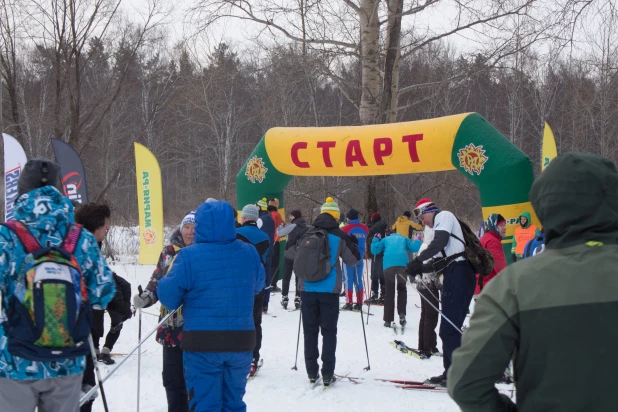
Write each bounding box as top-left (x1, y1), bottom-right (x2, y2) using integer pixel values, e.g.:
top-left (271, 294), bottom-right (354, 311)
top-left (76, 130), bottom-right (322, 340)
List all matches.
top-left (293, 226), bottom-right (332, 282)
top-left (450, 219), bottom-right (495, 276)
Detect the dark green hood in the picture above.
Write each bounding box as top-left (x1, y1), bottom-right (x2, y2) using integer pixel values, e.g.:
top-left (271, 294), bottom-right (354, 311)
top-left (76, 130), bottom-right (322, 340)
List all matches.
top-left (529, 152), bottom-right (618, 249)
top-left (518, 211), bottom-right (532, 228)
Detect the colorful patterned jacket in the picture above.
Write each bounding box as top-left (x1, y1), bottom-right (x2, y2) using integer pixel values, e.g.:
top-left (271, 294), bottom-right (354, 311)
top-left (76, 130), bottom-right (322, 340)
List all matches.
top-left (143, 228), bottom-right (187, 347)
top-left (0, 186), bottom-right (115, 380)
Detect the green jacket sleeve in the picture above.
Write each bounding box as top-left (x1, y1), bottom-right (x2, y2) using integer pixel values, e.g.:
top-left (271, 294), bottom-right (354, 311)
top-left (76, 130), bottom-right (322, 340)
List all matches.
top-left (447, 273), bottom-right (519, 412)
top-left (510, 231), bottom-right (517, 254)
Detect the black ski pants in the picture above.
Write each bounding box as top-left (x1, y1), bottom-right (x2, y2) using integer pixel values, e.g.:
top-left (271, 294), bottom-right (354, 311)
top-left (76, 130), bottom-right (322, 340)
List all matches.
top-left (301, 292), bottom-right (339, 379)
top-left (383, 266), bottom-right (407, 323)
top-left (371, 254), bottom-right (385, 296)
top-left (281, 257), bottom-right (299, 298)
top-left (270, 241), bottom-right (281, 287)
top-left (253, 290), bottom-right (264, 361)
top-left (92, 309), bottom-right (123, 351)
top-left (440, 261), bottom-right (475, 373)
top-left (163, 345), bottom-right (188, 412)
top-left (418, 284), bottom-right (440, 353)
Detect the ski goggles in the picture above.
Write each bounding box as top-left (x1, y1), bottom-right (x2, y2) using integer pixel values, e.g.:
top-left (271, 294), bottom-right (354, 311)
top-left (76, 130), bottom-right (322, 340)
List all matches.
top-left (413, 204), bottom-right (438, 218)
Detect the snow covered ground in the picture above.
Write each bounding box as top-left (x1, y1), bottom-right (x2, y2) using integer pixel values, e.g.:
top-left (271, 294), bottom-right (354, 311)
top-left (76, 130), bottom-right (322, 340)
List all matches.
top-left (92, 257), bottom-right (513, 412)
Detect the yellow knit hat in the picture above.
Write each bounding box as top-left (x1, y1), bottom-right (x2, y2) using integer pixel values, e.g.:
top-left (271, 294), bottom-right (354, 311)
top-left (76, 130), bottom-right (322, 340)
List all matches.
top-left (321, 197), bottom-right (340, 220)
top-left (257, 198), bottom-right (268, 210)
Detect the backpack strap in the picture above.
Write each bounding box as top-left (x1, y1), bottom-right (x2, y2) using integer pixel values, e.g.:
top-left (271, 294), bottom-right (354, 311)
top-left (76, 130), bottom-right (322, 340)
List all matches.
top-left (2, 221), bottom-right (42, 254)
top-left (61, 223), bottom-right (83, 254)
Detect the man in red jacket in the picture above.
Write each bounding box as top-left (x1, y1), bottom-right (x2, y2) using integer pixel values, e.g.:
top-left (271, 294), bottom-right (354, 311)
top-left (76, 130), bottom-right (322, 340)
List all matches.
top-left (475, 214), bottom-right (507, 294)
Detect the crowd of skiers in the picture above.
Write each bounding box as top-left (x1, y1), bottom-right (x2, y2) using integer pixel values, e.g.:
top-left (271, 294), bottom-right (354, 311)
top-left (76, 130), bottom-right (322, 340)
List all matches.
top-left (1, 151), bottom-right (616, 412)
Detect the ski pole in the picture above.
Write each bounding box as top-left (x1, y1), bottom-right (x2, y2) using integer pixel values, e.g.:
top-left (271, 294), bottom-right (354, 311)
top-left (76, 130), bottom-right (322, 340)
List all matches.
top-left (415, 286), bottom-right (463, 336)
top-left (365, 258), bottom-right (371, 325)
top-left (80, 306), bottom-right (178, 405)
top-left (354, 267), bottom-right (370, 371)
top-left (291, 309), bottom-right (302, 370)
top-left (87, 334), bottom-right (110, 412)
top-left (137, 286), bottom-right (143, 412)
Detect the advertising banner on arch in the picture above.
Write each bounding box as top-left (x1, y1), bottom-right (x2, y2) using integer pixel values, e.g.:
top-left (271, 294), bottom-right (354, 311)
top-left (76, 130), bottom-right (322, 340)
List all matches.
top-left (134, 143), bottom-right (163, 265)
top-left (3, 133), bottom-right (28, 221)
top-left (51, 138), bottom-right (89, 204)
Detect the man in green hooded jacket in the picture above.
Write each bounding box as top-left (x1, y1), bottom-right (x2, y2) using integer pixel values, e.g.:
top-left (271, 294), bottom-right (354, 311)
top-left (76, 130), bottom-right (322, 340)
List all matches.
top-left (510, 211), bottom-right (539, 261)
top-left (447, 152), bottom-right (618, 411)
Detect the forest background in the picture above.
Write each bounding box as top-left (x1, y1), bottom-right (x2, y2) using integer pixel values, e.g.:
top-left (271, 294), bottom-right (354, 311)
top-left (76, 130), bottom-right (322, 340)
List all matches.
top-left (1, 0), bottom-right (616, 226)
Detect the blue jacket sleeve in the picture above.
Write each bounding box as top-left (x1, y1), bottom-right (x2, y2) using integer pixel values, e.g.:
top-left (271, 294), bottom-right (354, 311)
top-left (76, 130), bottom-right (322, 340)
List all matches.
top-left (254, 248), bottom-right (265, 295)
top-left (405, 238), bottom-right (422, 253)
top-left (157, 251), bottom-right (189, 311)
top-left (370, 237), bottom-right (384, 255)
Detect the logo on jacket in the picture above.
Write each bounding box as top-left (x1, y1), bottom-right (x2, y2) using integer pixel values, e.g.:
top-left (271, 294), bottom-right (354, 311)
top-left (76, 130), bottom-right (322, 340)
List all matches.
top-left (457, 144), bottom-right (488, 176)
top-left (245, 156), bottom-right (268, 183)
top-left (62, 172), bottom-right (84, 203)
top-left (143, 228), bottom-right (157, 245)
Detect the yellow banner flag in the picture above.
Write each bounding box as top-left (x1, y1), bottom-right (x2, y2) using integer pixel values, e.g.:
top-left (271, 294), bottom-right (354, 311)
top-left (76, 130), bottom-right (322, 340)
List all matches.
top-left (542, 122), bottom-right (558, 171)
top-left (134, 143), bottom-right (164, 265)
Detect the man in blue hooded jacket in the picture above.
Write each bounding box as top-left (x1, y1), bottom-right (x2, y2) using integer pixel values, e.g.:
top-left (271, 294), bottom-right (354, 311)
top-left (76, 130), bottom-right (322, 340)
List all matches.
top-left (158, 200), bottom-right (264, 412)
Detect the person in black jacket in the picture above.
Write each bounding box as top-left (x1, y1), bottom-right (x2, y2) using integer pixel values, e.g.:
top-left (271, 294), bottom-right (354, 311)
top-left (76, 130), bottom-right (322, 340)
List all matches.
top-left (278, 209), bottom-right (307, 309)
top-left (75, 203), bottom-right (132, 412)
top-left (366, 212), bottom-right (387, 304)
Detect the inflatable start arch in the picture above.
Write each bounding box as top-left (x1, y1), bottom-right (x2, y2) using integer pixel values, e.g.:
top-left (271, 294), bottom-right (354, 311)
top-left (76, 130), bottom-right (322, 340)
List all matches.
top-left (236, 113), bottom-right (538, 256)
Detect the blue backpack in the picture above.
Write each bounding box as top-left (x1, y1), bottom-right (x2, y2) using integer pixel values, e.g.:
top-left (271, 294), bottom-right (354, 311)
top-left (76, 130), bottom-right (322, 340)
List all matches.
top-left (2, 221), bottom-right (92, 361)
top-left (523, 232), bottom-right (545, 259)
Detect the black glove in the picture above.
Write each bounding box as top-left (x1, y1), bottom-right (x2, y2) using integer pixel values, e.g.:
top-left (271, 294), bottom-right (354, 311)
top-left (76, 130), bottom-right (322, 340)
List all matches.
top-left (405, 258), bottom-right (423, 277)
top-left (511, 254), bottom-right (518, 262)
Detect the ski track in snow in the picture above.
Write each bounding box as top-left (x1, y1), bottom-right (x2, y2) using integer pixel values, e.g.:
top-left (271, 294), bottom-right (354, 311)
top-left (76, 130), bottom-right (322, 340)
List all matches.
top-left (92, 258), bottom-right (513, 412)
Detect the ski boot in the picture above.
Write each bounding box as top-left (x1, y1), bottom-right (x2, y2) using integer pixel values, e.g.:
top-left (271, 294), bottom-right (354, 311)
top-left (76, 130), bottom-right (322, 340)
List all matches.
top-left (431, 348), bottom-right (443, 357)
top-left (322, 375), bottom-right (335, 387)
top-left (399, 313), bottom-right (407, 327)
top-left (249, 359), bottom-right (260, 377)
top-left (294, 296), bottom-right (301, 309)
top-left (384, 321), bottom-right (393, 328)
top-left (271, 285), bottom-right (282, 293)
top-left (426, 373), bottom-right (447, 387)
top-left (377, 292), bottom-right (385, 305)
top-left (352, 303), bottom-right (361, 311)
top-left (340, 302), bottom-right (354, 311)
top-left (365, 292), bottom-right (379, 305)
top-left (308, 374), bottom-right (319, 384)
top-left (281, 296), bottom-right (289, 310)
top-left (97, 348), bottom-right (115, 365)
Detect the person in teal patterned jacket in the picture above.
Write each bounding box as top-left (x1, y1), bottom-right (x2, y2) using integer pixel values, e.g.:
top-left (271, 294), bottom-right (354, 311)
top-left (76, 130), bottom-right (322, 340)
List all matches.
top-left (0, 159), bottom-right (115, 412)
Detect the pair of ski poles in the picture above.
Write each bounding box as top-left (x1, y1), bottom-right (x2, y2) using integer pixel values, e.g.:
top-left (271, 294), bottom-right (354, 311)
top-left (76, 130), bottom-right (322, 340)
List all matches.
top-left (290, 264), bottom-right (371, 372)
top-left (79, 305), bottom-right (178, 408)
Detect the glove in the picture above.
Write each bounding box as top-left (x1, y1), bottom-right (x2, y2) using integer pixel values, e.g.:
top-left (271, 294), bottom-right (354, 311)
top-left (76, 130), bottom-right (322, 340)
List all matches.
top-left (405, 258), bottom-right (423, 277)
top-left (132, 291), bottom-right (152, 309)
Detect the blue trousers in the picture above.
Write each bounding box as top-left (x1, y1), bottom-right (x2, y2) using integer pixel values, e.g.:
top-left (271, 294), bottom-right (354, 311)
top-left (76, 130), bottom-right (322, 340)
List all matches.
top-left (183, 351), bottom-right (252, 412)
top-left (440, 261), bottom-right (475, 373)
top-left (301, 292), bottom-right (339, 378)
top-left (343, 261), bottom-right (365, 293)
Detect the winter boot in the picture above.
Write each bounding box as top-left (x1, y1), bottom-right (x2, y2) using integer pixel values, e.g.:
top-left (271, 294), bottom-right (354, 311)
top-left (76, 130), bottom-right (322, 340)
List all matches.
top-left (294, 296), bottom-right (301, 309)
top-left (399, 313), bottom-right (407, 327)
top-left (97, 347), bottom-right (115, 365)
top-left (340, 302), bottom-right (354, 311)
top-left (281, 296), bottom-right (289, 310)
top-left (352, 303), bottom-right (361, 311)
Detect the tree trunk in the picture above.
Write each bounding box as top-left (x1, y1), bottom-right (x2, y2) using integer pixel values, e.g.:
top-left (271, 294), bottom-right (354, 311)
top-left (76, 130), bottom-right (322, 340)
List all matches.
top-left (382, 0), bottom-right (403, 124)
top-left (358, 0), bottom-right (380, 126)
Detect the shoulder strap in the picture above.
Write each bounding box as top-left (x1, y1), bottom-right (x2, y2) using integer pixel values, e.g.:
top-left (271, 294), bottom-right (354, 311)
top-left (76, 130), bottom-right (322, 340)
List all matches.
top-left (2, 221), bottom-right (42, 254)
top-left (61, 223), bottom-right (83, 254)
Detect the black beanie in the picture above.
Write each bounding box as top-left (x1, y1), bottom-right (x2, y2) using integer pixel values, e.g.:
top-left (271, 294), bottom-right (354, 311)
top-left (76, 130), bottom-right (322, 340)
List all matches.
top-left (346, 209), bottom-right (359, 220)
top-left (403, 211), bottom-right (412, 218)
top-left (290, 209), bottom-right (302, 220)
top-left (17, 158), bottom-right (61, 197)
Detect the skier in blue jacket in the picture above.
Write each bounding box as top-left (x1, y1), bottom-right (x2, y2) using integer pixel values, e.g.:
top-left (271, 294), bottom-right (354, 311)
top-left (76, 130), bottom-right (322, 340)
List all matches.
top-left (341, 209), bottom-right (369, 310)
top-left (371, 232), bottom-right (421, 328)
top-left (158, 200), bottom-right (264, 412)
